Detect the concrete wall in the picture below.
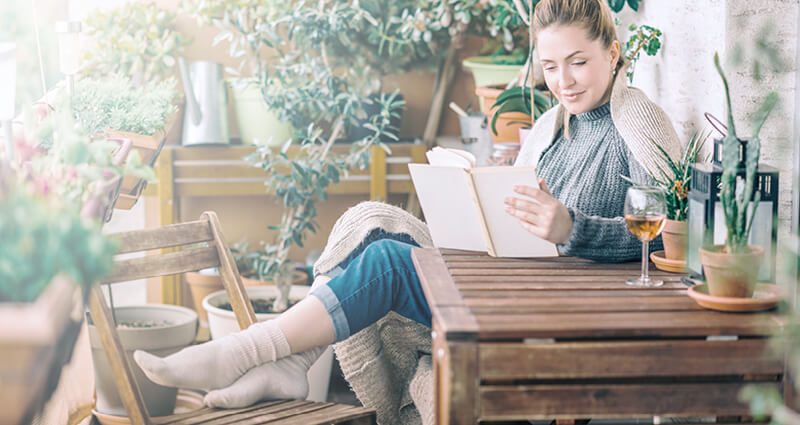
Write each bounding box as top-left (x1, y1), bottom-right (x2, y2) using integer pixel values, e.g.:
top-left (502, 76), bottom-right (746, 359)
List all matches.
top-left (619, 0), bottom-right (798, 251)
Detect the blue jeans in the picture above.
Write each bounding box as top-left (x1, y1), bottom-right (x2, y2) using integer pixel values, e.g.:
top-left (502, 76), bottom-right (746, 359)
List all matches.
top-left (309, 230), bottom-right (432, 343)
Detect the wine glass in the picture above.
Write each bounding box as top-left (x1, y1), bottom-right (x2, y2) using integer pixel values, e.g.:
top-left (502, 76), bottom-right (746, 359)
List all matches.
top-left (624, 186), bottom-right (667, 287)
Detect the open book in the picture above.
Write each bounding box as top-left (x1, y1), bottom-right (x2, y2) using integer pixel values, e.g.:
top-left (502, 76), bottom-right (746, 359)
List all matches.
top-left (409, 147), bottom-right (558, 257)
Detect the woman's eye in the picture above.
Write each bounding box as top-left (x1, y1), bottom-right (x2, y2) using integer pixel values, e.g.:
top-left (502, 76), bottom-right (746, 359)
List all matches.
top-left (544, 66), bottom-right (556, 71)
top-left (572, 61), bottom-right (586, 66)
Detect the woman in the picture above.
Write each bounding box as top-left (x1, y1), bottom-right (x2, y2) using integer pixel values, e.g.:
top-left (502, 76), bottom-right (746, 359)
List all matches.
top-left (134, 0), bottom-right (681, 420)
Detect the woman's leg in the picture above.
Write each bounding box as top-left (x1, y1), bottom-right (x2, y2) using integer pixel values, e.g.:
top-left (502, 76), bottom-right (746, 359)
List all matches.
top-left (280, 238), bottom-right (430, 351)
top-left (135, 238), bottom-right (430, 392)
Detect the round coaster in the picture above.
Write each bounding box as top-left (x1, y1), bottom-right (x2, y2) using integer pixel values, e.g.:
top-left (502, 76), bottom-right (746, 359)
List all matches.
top-left (687, 283), bottom-right (783, 312)
top-left (650, 250), bottom-right (686, 273)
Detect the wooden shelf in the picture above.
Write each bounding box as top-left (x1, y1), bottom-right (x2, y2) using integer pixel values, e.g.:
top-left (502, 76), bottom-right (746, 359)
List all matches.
top-left (143, 143), bottom-right (427, 304)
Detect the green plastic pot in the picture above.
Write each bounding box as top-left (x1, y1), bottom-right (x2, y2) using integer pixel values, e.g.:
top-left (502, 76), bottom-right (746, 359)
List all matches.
top-left (463, 56), bottom-right (523, 89)
top-left (229, 81), bottom-right (294, 147)
top-left (463, 56), bottom-right (523, 111)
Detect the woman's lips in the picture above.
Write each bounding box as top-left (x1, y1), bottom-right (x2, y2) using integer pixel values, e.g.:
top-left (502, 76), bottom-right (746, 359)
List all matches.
top-left (561, 91), bottom-right (584, 102)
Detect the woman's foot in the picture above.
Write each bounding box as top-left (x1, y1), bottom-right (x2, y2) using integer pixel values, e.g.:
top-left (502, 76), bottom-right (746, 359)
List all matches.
top-left (133, 320), bottom-right (291, 391)
top-left (203, 346), bottom-right (327, 408)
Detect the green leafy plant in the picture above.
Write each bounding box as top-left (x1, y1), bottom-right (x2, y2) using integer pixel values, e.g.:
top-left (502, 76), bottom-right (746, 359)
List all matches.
top-left (246, 93), bottom-right (405, 311)
top-left (0, 181), bottom-right (117, 302)
top-left (0, 106), bottom-right (139, 302)
top-left (713, 52), bottom-right (778, 254)
top-left (607, 0), bottom-right (641, 13)
top-left (647, 131), bottom-right (708, 221)
top-left (81, 2), bottom-right (190, 85)
top-left (68, 76), bottom-right (178, 138)
top-left (490, 86), bottom-right (553, 135)
top-left (624, 24), bottom-right (663, 83)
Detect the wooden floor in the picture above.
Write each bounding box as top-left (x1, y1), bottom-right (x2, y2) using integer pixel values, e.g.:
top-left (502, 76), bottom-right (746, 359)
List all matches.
top-left (152, 399), bottom-right (374, 424)
top-left (36, 323), bottom-right (369, 425)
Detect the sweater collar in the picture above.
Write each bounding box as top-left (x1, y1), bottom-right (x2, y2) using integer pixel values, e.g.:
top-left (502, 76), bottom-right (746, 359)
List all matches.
top-left (573, 102), bottom-right (611, 122)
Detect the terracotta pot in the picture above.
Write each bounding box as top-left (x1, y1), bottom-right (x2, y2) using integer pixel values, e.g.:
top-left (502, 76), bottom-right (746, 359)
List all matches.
top-left (662, 219), bottom-right (688, 261)
top-left (475, 85), bottom-right (532, 144)
top-left (185, 272), bottom-right (224, 326)
top-left (699, 245), bottom-right (765, 298)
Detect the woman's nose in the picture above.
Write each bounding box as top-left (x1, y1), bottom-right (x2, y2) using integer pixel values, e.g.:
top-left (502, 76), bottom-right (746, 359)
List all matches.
top-left (559, 67), bottom-right (576, 87)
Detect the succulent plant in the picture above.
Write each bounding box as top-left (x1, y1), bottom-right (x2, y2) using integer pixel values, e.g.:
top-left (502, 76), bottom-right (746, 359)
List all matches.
top-left (713, 52), bottom-right (778, 254)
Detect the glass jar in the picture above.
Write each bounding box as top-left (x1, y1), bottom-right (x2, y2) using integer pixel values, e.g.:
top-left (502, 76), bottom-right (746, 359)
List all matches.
top-left (489, 142), bottom-right (520, 166)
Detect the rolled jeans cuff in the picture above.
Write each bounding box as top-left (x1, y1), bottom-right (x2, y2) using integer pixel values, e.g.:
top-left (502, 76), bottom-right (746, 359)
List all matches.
top-left (309, 284), bottom-right (351, 342)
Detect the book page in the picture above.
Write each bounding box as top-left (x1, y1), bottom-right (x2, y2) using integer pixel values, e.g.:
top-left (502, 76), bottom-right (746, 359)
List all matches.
top-left (470, 167), bottom-right (559, 257)
top-left (425, 147), bottom-right (476, 168)
top-left (408, 164), bottom-right (487, 252)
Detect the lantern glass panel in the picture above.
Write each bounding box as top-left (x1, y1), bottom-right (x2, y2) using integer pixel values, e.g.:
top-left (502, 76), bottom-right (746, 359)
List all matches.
top-left (687, 197), bottom-right (706, 277)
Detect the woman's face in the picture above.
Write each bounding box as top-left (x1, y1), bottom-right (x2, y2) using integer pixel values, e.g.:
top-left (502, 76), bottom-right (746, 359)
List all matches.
top-left (536, 25), bottom-right (620, 115)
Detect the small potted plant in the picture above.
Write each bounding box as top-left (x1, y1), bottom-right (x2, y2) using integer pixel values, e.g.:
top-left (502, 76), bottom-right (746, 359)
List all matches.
top-left (67, 75), bottom-right (178, 208)
top-left (646, 131), bottom-right (708, 262)
top-left (698, 53), bottom-right (778, 298)
top-left (488, 83), bottom-right (553, 144)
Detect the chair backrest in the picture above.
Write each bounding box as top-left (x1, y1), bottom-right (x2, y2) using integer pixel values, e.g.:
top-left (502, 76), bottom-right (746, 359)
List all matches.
top-left (88, 211), bottom-right (256, 425)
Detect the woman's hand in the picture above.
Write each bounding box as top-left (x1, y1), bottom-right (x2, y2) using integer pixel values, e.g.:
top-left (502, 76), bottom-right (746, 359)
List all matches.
top-left (504, 178), bottom-right (573, 244)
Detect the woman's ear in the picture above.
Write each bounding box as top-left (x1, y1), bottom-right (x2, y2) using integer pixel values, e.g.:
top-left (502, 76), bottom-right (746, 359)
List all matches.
top-left (609, 40), bottom-right (621, 70)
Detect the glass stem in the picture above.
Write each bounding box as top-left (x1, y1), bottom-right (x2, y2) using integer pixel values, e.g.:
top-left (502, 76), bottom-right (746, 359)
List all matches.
top-left (641, 241), bottom-right (649, 281)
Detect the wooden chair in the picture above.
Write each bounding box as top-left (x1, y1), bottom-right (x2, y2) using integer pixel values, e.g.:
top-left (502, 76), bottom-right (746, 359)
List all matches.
top-left (88, 211), bottom-right (376, 425)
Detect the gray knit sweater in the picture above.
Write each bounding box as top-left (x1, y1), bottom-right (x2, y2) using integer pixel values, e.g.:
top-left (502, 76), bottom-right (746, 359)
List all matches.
top-left (529, 102), bottom-right (663, 262)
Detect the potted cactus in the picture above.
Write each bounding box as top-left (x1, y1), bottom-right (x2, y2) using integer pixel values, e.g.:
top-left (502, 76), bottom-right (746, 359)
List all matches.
top-left (698, 53), bottom-right (778, 298)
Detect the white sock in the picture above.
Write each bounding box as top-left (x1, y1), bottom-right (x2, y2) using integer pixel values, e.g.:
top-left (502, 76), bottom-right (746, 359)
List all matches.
top-left (203, 345), bottom-right (327, 408)
top-left (133, 320), bottom-right (292, 391)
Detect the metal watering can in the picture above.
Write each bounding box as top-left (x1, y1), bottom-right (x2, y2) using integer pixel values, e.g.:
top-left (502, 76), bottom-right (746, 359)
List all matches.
top-left (178, 58), bottom-right (230, 145)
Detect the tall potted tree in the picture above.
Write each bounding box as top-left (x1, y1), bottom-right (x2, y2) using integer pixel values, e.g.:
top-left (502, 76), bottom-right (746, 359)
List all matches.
top-left (697, 52), bottom-right (778, 298)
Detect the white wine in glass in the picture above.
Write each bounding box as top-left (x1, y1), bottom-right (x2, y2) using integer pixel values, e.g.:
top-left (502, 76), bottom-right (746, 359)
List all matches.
top-left (624, 186), bottom-right (667, 287)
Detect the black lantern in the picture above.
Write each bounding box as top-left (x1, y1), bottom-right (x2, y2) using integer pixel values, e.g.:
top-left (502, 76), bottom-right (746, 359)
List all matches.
top-left (687, 138), bottom-right (779, 282)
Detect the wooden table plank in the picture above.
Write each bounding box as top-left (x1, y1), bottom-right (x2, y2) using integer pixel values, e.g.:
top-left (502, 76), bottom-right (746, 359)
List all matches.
top-left (465, 295), bottom-right (704, 314)
top-left (478, 382), bottom-right (779, 420)
top-left (473, 310), bottom-right (784, 339)
top-left (412, 248), bottom-right (478, 341)
top-left (458, 289), bottom-right (689, 298)
top-left (479, 339), bottom-right (782, 380)
top-left (454, 279), bottom-right (685, 290)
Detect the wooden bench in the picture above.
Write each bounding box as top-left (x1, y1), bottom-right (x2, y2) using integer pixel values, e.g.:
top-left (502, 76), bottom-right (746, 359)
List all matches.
top-left (88, 211), bottom-right (375, 425)
top-left (412, 248), bottom-right (787, 424)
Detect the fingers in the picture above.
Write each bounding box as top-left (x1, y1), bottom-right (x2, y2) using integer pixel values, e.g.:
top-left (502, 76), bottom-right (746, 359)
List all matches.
top-left (510, 184), bottom-right (552, 204)
top-left (539, 178), bottom-right (553, 196)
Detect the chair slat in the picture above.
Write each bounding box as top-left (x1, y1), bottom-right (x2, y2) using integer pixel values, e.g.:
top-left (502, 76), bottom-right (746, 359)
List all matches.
top-left (113, 220), bottom-right (213, 254)
top-left (103, 246), bottom-right (219, 283)
top-left (267, 404), bottom-right (376, 425)
top-left (88, 286), bottom-right (152, 425)
top-left (154, 401), bottom-right (287, 425)
top-left (204, 211), bottom-right (257, 330)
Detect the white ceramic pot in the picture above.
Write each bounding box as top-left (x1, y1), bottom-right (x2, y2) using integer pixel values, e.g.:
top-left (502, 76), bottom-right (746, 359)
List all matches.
top-left (88, 304), bottom-right (198, 417)
top-left (202, 285), bottom-right (334, 402)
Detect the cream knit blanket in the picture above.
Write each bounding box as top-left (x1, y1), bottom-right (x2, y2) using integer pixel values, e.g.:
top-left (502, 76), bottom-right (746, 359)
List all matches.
top-left (516, 67), bottom-right (682, 179)
top-left (314, 201), bottom-right (435, 425)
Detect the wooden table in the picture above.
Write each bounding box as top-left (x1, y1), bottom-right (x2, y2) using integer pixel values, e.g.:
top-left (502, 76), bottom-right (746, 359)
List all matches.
top-left (411, 248), bottom-right (788, 424)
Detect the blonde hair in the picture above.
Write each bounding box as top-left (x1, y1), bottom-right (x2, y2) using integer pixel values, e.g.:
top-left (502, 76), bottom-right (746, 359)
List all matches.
top-left (532, 0), bottom-right (626, 137)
